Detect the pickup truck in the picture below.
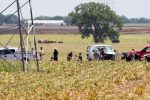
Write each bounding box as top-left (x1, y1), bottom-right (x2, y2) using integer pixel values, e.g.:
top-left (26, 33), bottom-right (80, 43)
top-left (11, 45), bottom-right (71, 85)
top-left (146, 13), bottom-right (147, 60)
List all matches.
top-left (124, 46), bottom-right (150, 61)
top-left (0, 47), bottom-right (37, 61)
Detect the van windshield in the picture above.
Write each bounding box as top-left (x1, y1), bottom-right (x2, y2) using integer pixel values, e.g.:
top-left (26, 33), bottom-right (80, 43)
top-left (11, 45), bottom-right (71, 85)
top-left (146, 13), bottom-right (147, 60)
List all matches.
top-left (96, 46), bottom-right (113, 52)
top-left (0, 49), bottom-right (15, 55)
top-left (104, 46), bottom-right (113, 52)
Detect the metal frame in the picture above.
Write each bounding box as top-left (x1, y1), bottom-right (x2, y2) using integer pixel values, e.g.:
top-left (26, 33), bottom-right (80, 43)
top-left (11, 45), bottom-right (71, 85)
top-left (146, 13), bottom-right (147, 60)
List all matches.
top-left (0, 0), bottom-right (39, 72)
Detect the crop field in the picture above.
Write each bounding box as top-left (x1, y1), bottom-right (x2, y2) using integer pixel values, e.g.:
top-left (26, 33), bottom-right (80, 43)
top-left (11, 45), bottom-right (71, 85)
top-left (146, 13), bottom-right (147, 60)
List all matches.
top-left (1, 25), bottom-right (150, 34)
top-left (1, 34), bottom-right (150, 99)
top-left (34, 26), bottom-right (150, 34)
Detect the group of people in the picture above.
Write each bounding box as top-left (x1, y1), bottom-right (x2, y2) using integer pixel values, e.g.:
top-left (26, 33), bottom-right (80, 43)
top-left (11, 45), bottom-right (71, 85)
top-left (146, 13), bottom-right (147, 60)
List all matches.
top-left (93, 48), bottom-right (105, 60)
top-left (36, 46), bottom-right (106, 61)
top-left (38, 47), bottom-right (82, 61)
top-left (67, 52), bottom-right (82, 61)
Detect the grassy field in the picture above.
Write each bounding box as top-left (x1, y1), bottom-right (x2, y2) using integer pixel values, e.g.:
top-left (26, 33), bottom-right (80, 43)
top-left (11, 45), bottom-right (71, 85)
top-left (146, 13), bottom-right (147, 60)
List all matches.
top-left (0, 33), bottom-right (150, 61)
top-left (1, 34), bottom-right (150, 99)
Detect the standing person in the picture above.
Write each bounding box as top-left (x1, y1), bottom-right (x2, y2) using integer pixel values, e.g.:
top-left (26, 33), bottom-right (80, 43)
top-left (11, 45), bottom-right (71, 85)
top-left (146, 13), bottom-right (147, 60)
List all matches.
top-left (67, 52), bottom-right (73, 61)
top-left (51, 48), bottom-right (58, 61)
top-left (93, 50), bottom-right (100, 60)
top-left (78, 52), bottom-right (82, 61)
top-left (39, 46), bottom-right (44, 60)
top-left (31, 47), bottom-right (35, 54)
top-left (99, 48), bottom-right (105, 60)
top-left (131, 48), bottom-right (135, 60)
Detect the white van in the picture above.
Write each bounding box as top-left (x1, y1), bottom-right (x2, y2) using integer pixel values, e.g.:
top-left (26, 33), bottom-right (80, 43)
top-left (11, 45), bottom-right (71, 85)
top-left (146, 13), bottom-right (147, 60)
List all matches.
top-left (0, 47), bottom-right (37, 61)
top-left (87, 44), bottom-right (115, 60)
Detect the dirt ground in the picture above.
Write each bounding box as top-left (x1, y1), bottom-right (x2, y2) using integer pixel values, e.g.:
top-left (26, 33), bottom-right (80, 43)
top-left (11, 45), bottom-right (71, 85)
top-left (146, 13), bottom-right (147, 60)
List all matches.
top-left (0, 25), bottom-right (150, 34)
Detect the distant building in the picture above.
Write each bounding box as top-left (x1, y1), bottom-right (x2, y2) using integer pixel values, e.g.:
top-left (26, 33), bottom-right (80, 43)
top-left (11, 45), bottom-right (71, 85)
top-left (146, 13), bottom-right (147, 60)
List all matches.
top-left (26, 20), bottom-right (66, 26)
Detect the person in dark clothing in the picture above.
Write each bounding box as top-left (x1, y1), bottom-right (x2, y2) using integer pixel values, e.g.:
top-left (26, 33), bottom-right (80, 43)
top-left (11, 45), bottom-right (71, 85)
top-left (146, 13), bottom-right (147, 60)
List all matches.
top-left (99, 48), bottom-right (105, 60)
top-left (51, 48), bottom-right (58, 61)
top-left (39, 46), bottom-right (44, 61)
top-left (78, 52), bottom-right (82, 61)
top-left (67, 52), bottom-right (73, 61)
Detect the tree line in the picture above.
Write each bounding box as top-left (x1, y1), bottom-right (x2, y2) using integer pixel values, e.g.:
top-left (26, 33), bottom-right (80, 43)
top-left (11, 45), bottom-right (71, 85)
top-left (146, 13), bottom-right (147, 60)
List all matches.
top-left (1, 14), bottom-right (150, 25)
top-left (120, 16), bottom-right (150, 23)
top-left (0, 14), bottom-right (72, 25)
top-left (34, 16), bottom-right (72, 25)
top-left (34, 15), bottom-right (150, 25)
top-left (0, 14), bottom-right (18, 24)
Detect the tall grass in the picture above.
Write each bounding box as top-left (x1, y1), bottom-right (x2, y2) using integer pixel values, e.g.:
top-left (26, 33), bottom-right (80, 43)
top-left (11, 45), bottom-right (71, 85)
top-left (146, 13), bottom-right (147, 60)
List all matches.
top-left (1, 34), bottom-right (150, 99)
top-left (0, 61), bottom-right (150, 99)
top-left (0, 61), bottom-right (21, 72)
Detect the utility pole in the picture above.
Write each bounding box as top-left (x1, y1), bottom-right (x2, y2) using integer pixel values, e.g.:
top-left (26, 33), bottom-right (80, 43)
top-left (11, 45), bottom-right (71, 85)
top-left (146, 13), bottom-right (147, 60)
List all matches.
top-left (16, 0), bottom-right (25, 71)
top-left (29, 0), bottom-right (40, 72)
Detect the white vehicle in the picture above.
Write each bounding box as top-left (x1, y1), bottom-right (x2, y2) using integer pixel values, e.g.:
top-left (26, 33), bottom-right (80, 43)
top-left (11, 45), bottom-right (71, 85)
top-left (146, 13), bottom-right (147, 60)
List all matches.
top-left (0, 47), bottom-right (37, 61)
top-left (87, 44), bottom-right (115, 60)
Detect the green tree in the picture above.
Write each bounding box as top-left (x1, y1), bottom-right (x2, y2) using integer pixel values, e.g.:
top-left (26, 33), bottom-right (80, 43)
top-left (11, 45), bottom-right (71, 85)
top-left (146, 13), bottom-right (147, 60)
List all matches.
top-left (121, 15), bottom-right (130, 23)
top-left (51, 16), bottom-right (63, 20)
top-left (34, 16), bottom-right (51, 20)
top-left (5, 14), bottom-right (18, 24)
top-left (64, 16), bottom-right (72, 25)
top-left (69, 2), bottom-right (123, 43)
top-left (0, 14), bottom-right (5, 24)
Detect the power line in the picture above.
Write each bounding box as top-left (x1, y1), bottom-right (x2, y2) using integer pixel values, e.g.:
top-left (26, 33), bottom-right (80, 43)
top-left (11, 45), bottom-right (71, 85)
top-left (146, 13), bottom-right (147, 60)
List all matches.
top-left (0, 1), bottom-right (29, 26)
top-left (0, 0), bottom-right (16, 15)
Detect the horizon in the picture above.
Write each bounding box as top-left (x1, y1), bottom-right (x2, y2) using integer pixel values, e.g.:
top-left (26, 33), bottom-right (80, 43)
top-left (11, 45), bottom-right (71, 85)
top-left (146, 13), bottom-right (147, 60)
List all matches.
top-left (0, 0), bottom-right (150, 19)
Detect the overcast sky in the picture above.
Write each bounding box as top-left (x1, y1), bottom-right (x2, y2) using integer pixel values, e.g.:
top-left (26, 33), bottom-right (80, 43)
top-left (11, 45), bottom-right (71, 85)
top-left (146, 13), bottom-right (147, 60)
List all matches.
top-left (1, 0), bottom-right (150, 19)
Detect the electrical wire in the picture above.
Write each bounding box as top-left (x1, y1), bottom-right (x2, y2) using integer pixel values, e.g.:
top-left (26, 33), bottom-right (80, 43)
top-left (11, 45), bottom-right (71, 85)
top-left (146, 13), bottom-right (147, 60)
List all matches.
top-left (0, 0), bottom-right (29, 26)
top-left (0, 0), bottom-right (16, 15)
